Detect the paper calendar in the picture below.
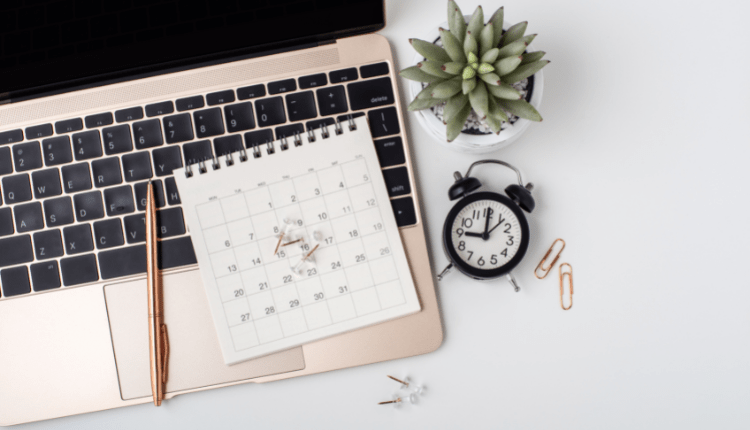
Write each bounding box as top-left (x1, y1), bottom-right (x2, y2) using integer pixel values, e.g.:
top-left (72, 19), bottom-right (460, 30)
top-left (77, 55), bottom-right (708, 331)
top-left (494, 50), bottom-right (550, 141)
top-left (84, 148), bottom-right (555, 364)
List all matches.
top-left (175, 117), bottom-right (421, 365)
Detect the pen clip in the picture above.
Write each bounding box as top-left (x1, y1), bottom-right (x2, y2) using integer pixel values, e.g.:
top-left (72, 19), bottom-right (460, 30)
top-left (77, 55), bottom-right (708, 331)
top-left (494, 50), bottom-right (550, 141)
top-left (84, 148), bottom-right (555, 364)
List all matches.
top-left (161, 324), bottom-right (170, 384)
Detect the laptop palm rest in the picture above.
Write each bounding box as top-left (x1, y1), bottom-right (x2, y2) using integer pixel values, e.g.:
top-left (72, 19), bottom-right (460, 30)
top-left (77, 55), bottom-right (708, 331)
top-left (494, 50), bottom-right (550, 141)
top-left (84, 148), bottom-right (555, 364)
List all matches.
top-left (104, 269), bottom-right (305, 400)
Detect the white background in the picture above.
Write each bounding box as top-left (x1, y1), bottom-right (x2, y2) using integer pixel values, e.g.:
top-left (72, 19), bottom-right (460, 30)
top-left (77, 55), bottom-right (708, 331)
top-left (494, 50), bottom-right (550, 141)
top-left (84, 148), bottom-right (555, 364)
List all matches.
top-left (28, 0), bottom-right (750, 429)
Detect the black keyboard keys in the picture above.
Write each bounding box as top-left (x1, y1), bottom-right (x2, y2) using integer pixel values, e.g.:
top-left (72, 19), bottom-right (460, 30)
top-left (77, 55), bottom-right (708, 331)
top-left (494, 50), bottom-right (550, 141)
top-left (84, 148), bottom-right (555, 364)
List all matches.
top-left (348, 77), bottom-right (395, 111)
top-left (0, 235), bottom-right (34, 268)
top-left (34, 230), bottom-right (65, 260)
top-left (44, 197), bottom-right (75, 227)
top-left (374, 137), bottom-right (406, 167)
top-left (30, 261), bottom-right (61, 291)
top-left (268, 79), bottom-right (297, 95)
top-left (60, 254), bottom-right (99, 286)
top-left (103, 125), bottom-right (133, 155)
top-left (360, 62), bottom-right (390, 78)
top-left (207, 90), bottom-right (235, 106)
top-left (0, 148), bottom-right (12, 176)
top-left (72, 131), bottom-right (103, 160)
top-left (124, 214), bottom-right (146, 243)
top-left (307, 118), bottom-right (336, 132)
top-left (64, 224), bottom-right (94, 255)
top-left (0, 129), bottom-right (24, 145)
top-left (55, 118), bottom-right (83, 134)
top-left (183, 140), bottom-right (213, 165)
top-left (14, 202), bottom-right (44, 232)
top-left (299, 73), bottom-right (328, 89)
top-left (152, 147), bottom-right (183, 177)
top-left (32, 169), bottom-right (62, 199)
top-left (92, 157), bottom-right (123, 188)
top-left (163, 113), bottom-right (194, 144)
top-left (25, 124), bottom-right (53, 139)
top-left (99, 245), bottom-right (146, 279)
top-left (159, 237), bottom-right (197, 269)
top-left (74, 191), bottom-right (104, 222)
top-left (391, 197), bottom-right (418, 227)
top-left (368, 107), bottom-right (400, 138)
top-left (94, 219), bottom-right (124, 250)
top-left (237, 84), bottom-right (266, 100)
top-left (42, 136), bottom-right (73, 167)
top-left (244, 130), bottom-right (274, 148)
top-left (0, 208), bottom-right (13, 236)
top-left (194, 108), bottom-right (225, 138)
top-left (1, 266), bottom-right (31, 297)
top-left (61, 163), bottom-right (92, 193)
top-left (330, 68), bottom-right (358, 83)
top-left (276, 124), bottom-right (304, 140)
top-left (133, 119), bottom-right (164, 149)
top-left (157, 208), bottom-right (185, 238)
top-left (122, 152), bottom-right (153, 182)
top-left (224, 102), bottom-right (256, 133)
top-left (104, 185), bottom-right (135, 216)
top-left (165, 178), bottom-right (181, 206)
top-left (255, 97), bottom-right (286, 127)
top-left (213, 135), bottom-right (244, 157)
top-left (3, 174), bottom-right (32, 204)
top-left (13, 141), bottom-right (43, 172)
top-left (84, 112), bottom-right (113, 128)
top-left (383, 167), bottom-right (411, 197)
top-left (176, 96), bottom-right (205, 112)
top-left (316, 86), bottom-right (349, 117)
top-left (134, 181), bottom-right (165, 211)
top-left (286, 92), bottom-right (317, 122)
top-left (115, 107), bottom-right (144, 123)
top-left (145, 101), bottom-right (174, 117)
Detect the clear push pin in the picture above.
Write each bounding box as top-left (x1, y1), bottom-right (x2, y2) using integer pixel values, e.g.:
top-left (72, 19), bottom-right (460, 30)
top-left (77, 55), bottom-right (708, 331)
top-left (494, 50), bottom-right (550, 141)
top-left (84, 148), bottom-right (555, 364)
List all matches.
top-left (379, 393), bottom-right (418, 408)
top-left (387, 375), bottom-right (425, 395)
top-left (273, 219), bottom-right (296, 255)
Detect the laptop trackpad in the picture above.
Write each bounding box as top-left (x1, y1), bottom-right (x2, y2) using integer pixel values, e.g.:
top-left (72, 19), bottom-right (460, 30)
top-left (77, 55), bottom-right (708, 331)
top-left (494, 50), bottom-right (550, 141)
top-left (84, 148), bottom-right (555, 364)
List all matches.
top-left (104, 269), bottom-right (305, 400)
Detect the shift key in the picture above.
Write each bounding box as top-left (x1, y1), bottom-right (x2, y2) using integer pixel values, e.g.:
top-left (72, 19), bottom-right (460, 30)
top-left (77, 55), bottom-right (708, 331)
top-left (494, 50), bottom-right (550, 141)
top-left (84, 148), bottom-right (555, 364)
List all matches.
top-left (347, 77), bottom-right (395, 111)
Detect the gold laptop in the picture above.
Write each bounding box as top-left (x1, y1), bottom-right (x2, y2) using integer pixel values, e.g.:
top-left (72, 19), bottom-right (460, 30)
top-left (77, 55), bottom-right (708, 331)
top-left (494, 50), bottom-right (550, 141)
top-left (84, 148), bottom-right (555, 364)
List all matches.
top-left (0, 0), bottom-right (442, 425)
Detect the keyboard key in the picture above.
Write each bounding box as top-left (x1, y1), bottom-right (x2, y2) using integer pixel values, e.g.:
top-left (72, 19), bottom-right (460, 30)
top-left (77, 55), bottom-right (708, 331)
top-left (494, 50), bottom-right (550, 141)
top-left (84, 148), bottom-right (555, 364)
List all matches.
top-left (360, 62), bottom-right (390, 78)
top-left (244, 129), bottom-right (274, 148)
top-left (183, 140), bottom-right (213, 165)
top-left (213, 135), bottom-right (244, 157)
top-left (34, 230), bottom-right (64, 260)
top-left (64, 224), bottom-right (94, 255)
top-left (316, 86), bottom-right (348, 117)
top-left (93, 219), bottom-right (124, 250)
top-left (330, 68), bottom-right (358, 83)
top-left (224, 102), bottom-right (256, 133)
top-left (299, 73), bottom-right (328, 89)
top-left (255, 97), bottom-right (286, 127)
top-left (91, 157), bottom-right (122, 187)
top-left (145, 101), bottom-right (174, 117)
top-left (30, 261), bottom-right (61, 291)
top-left (62, 163), bottom-right (92, 193)
top-left (337, 113), bottom-right (365, 123)
top-left (25, 124), bottom-right (53, 139)
top-left (14, 202), bottom-right (44, 232)
top-left (268, 79), bottom-right (297, 95)
top-left (31, 168), bottom-right (62, 199)
top-left (124, 211), bottom-right (146, 244)
top-left (153, 147), bottom-right (183, 177)
top-left (348, 77), bottom-right (395, 111)
top-left (84, 112), bottom-right (113, 128)
top-left (194, 108), bottom-right (225, 138)
top-left (2, 174), bottom-right (32, 204)
top-left (165, 178), bottom-right (181, 206)
top-left (306, 118), bottom-right (336, 132)
top-left (237, 84), bottom-right (266, 100)
top-left (13, 141), bottom-right (43, 172)
top-left (60, 254), bottom-right (99, 286)
top-left (42, 136), bottom-right (73, 167)
top-left (133, 119), bottom-right (164, 149)
top-left (286, 91), bottom-right (317, 122)
top-left (159, 237), bottom-right (197, 269)
top-left (99, 245), bottom-right (146, 279)
top-left (0, 235), bottom-right (33, 268)
top-left (1, 266), bottom-right (31, 297)
top-left (0, 129), bottom-right (24, 145)
top-left (157, 208), bottom-right (185, 238)
top-left (55, 118), bottom-right (83, 134)
top-left (115, 107), bottom-right (144, 123)
top-left (102, 124), bottom-right (133, 155)
top-left (122, 152), bottom-right (153, 182)
top-left (163, 113), bottom-right (194, 144)
top-left (72, 131), bottom-right (103, 160)
top-left (134, 181), bottom-right (165, 211)
top-left (391, 197), bottom-right (417, 227)
top-left (0, 208), bottom-right (12, 236)
top-left (276, 124), bottom-right (304, 140)
top-left (367, 107), bottom-right (400, 138)
top-left (382, 167), bottom-right (410, 198)
top-left (104, 185), bottom-right (135, 216)
top-left (207, 90), bottom-right (235, 106)
top-left (0, 147), bottom-right (12, 176)
top-left (176, 95), bottom-right (205, 112)
top-left (44, 197), bottom-right (75, 227)
top-left (74, 191), bottom-right (105, 222)
top-left (374, 137), bottom-right (406, 167)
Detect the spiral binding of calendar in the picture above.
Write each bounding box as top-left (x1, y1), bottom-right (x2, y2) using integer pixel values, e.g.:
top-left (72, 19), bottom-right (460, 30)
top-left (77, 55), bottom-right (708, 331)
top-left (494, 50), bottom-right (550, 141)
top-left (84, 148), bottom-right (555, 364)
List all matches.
top-left (184, 115), bottom-right (359, 178)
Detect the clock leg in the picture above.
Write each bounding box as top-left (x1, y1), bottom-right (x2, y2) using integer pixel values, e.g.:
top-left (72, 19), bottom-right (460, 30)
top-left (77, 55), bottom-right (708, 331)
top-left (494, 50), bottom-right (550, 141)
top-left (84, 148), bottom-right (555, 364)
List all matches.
top-left (506, 273), bottom-right (521, 292)
top-left (436, 264), bottom-right (454, 281)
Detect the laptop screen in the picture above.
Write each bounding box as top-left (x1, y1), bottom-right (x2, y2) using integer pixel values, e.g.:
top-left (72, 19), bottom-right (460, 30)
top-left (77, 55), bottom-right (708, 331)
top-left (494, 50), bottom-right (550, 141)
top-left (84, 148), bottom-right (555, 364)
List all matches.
top-left (0, 0), bottom-right (385, 101)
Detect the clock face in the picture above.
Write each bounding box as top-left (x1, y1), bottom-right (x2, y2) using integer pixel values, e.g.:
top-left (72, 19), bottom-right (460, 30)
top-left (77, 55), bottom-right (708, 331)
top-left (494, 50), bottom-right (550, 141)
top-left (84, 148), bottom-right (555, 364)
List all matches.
top-left (443, 192), bottom-right (530, 279)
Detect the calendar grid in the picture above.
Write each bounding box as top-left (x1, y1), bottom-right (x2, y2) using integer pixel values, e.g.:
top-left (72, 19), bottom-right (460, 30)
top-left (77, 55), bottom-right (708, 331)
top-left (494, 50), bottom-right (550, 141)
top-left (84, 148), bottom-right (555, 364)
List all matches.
top-left (285, 176), bottom-right (315, 334)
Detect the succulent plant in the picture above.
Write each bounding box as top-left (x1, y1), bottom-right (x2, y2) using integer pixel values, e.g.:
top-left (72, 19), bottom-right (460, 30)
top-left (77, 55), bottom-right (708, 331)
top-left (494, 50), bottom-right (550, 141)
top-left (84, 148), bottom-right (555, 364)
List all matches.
top-left (400, 2), bottom-right (550, 141)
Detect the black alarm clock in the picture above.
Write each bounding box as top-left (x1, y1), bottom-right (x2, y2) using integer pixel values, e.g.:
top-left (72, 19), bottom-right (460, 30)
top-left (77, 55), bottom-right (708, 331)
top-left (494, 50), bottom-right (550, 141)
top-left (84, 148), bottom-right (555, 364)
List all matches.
top-left (436, 160), bottom-right (535, 291)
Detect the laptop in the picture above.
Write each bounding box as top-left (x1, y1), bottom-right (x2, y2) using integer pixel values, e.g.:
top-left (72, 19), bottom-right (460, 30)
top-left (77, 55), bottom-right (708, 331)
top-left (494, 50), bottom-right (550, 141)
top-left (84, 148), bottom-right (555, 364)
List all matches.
top-left (0, 0), bottom-right (443, 425)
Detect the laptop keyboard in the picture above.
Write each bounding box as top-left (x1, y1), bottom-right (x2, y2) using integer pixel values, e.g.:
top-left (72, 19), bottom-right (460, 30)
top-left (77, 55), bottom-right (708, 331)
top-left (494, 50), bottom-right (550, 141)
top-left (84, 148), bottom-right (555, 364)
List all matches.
top-left (0, 62), bottom-right (419, 298)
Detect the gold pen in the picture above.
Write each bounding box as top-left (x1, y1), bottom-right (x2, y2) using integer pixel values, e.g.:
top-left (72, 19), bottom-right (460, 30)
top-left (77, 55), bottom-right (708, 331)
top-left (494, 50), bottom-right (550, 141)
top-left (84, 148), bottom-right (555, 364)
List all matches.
top-left (146, 180), bottom-right (169, 406)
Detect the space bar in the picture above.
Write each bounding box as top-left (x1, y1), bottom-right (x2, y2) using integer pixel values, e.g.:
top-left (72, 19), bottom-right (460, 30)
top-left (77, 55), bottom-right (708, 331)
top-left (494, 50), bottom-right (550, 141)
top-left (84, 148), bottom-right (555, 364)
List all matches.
top-left (99, 245), bottom-right (147, 280)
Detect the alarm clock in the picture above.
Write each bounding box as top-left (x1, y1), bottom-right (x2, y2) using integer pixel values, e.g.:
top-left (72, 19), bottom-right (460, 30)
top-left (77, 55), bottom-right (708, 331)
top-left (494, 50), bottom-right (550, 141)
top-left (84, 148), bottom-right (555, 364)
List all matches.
top-left (436, 160), bottom-right (535, 291)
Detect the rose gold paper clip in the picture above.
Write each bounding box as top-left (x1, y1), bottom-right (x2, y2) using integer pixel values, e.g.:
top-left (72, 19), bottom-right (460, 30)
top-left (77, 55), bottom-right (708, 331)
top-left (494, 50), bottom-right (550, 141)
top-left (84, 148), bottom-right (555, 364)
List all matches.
top-left (534, 239), bottom-right (565, 279)
top-left (559, 263), bottom-right (573, 310)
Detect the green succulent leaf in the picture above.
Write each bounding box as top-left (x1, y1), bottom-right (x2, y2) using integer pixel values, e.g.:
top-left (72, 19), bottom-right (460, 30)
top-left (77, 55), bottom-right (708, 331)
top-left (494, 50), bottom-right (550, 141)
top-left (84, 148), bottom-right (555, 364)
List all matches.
top-left (487, 82), bottom-right (523, 100)
top-left (409, 38), bottom-right (452, 63)
top-left (447, 103), bottom-right (472, 142)
top-left (417, 82), bottom-right (440, 100)
top-left (400, 66), bottom-right (442, 83)
top-left (500, 60), bottom-right (550, 84)
top-left (502, 21), bottom-right (528, 47)
top-left (463, 33), bottom-right (478, 58)
top-left (489, 7), bottom-right (505, 50)
top-left (432, 77), bottom-right (464, 99)
top-left (408, 97), bottom-right (443, 111)
top-left (442, 62), bottom-right (465, 75)
top-left (497, 38), bottom-right (528, 57)
top-left (490, 96), bottom-right (510, 122)
top-left (479, 23), bottom-right (495, 56)
top-left (479, 72), bottom-right (501, 86)
top-left (522, 34), bottom-right (537, 45)
top-left (521, 51), bottom-right (545, 65)
top-left (462, 66), bottom-right (476, 80)
top-left (418, 61), bottom-right (454, 79)
top-left (485, 97), bottom-right (503, 133)
top-left (471, 62), bottom-right (479, 70)
top-left (469, 81), bottom-right (489, 118)
top-left (448, 1), bottom-right (466, 44)
top-left (477, 62), bottom-right (495, 75)
top-left (465, 6), bottom-right (484, 40)
top-left (443, 93), bottom-right (469, 123)
top-left (462, 78), bottom-right (477, 95)
top-left (496, 98), bottom-right (543, 121)
top-left (481, 48), bottom-right (500, 64)
top-left (439, 28), bottom-right (466, 63)
top-left (467, 51), bottom-right (478, 65)
top-left (494, 55), bottom-right (522, 76)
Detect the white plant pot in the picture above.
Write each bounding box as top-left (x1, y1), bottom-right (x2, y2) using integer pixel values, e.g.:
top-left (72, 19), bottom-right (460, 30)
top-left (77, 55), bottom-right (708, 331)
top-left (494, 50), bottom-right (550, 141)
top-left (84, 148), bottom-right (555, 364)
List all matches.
top-left (407, 18), bottom-right (545, 154)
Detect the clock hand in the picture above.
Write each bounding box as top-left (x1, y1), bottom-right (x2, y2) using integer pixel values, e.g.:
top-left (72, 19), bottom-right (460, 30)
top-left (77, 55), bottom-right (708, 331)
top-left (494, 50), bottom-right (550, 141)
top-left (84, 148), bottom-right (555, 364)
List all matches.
top-left (487, 219), bottom-right (504, 235)
top-left (482, 208), bottom-right (492, 240)
top-left (464, 231), bottom-right (484, 238)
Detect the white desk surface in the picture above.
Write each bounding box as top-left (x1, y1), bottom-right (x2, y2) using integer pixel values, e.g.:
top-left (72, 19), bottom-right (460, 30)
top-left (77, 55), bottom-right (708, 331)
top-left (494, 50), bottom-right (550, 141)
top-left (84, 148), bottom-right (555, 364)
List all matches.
top-left (27, 0), bottom-right (750, 429)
